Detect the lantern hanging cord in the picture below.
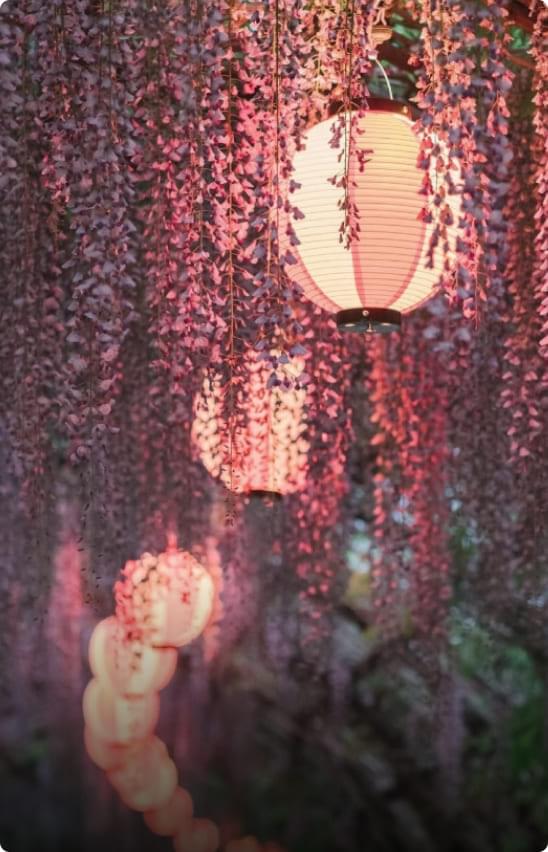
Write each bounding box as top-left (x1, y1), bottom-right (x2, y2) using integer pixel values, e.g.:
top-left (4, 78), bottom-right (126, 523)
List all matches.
top-left (373, 0), bottom-right (388, 26)
top-left (374, 57), bottom-right (393, 100)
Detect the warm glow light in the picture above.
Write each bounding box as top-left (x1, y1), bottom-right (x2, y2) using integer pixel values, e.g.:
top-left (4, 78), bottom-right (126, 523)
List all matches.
top-left (285, 104), bottom-right (460, 327)
top-left (192, 351), bottom-right (309, 495)
top-left (226, 837), bottom-right (262, 852)
top-left (144, 787), bottom-right (194, 836)
top-left (84, 726), bottom-right (144, 772)
top-left (173, 818), bottom-right (220, 852)
top-left (108, 736), bottom-right (177, 811)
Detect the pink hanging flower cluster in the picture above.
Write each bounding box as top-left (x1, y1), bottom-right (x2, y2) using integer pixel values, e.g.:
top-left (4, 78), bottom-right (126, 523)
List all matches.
top-left (531, 9), bottom-right (548, 368)
top-left (410, 0), bottom-right (514, 318)
top-left (501, 69), bottom-right (544, 465)
top-left (369, 311), bottom-right (452, 640)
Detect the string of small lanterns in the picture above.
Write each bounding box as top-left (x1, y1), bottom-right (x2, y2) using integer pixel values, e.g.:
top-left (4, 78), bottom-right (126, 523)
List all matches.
top-left (83, 539), bottom-right (281, 852)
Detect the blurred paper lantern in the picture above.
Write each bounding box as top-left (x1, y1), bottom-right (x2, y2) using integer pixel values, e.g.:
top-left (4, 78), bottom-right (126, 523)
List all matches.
top-left (285, 99), bottom-right (460, 332)
top-left (108, 735), bottom-right (167, 791)
top-left (173, 818), bottom-right (220, 852)
top-left (115, 546), bottom-right (214, 649)
top-left (82, 678), bottom-right (160, 743)
top-left (109, 737), bottom-right (177, 811)
top-left (89, 616), bottom-right (177, 696)
top-left (192, 351), bottom-right (308, 496)
top-left (84, 725), bottom-right (144, 772)
top-left (144, 787), bottom-right (194, 836)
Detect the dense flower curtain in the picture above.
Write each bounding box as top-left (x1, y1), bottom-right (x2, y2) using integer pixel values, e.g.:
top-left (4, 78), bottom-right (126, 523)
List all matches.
top-left (0, 0), bottom-right (546, 669)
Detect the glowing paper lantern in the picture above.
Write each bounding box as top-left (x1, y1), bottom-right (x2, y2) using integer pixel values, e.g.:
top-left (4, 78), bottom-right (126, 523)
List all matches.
top-left (82, 678), bottom-right (160, 744)
top-left (285, 99), bottom-right (460, 332)
top-left (144, 787), bottom-right (194, 836)
top-left (115, 547), bottom-right (214, 649)
top-left (173, 818), bottom-right (220, 852)
top-left (88, 616), bottom-right (177, 696)
top-left (192, 351), bottom-right (308, 496)
top-left (84, 726), bottom-right (144, 772)
top-left (108, 736), bottom-right (177, 811)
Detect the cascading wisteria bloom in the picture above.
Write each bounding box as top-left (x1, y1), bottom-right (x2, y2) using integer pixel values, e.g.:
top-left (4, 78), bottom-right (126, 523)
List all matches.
top-left (0, 0), bottom-right (546, 687)
top-left (531, 8), bottom-right (548, 369)
top-left (501, 68), bottom-right (543, 466)
top-left (409, 0), bottom-right (514, 319)
top-left (369, 308), bottom-right (452, 641)
top-left (285, 309), bottom-right (354, 662)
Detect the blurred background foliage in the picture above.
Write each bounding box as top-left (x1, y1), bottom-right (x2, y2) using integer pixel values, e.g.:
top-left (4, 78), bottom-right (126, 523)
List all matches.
top-left (3, 511), bottom-right (548, 852)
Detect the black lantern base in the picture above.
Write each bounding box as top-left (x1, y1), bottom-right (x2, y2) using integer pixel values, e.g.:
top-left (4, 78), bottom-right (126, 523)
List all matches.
top-left (248, 490), bottom-right (283, 503)
top-left (336, 308), bottom-right (401, 334)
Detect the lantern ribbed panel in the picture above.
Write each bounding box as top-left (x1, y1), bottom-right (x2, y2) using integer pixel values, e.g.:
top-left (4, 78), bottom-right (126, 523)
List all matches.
top-left (286, 110), bottom-right (460, 315)
top-left (191, 354), bottom-right (308, 495)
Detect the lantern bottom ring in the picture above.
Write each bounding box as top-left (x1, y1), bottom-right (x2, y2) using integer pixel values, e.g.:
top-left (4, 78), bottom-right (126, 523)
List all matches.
top-left (336, 307), bottom-right (401, 334)
top-left (247, 490), bottom-right (283, 503)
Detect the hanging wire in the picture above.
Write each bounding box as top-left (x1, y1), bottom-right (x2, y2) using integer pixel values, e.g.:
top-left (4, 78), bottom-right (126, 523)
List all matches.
top-left (374, 57), bottom-right (394, 100)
